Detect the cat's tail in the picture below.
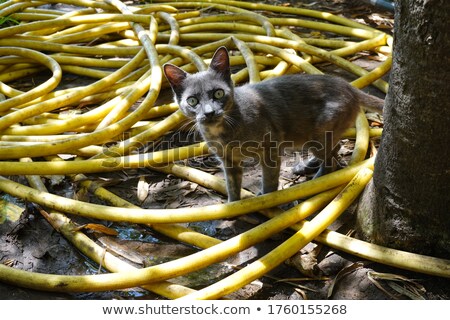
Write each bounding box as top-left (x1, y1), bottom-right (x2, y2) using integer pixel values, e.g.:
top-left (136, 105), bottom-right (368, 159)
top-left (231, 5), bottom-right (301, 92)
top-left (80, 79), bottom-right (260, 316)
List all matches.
top-left (357, 91), bottom-right (385, 114)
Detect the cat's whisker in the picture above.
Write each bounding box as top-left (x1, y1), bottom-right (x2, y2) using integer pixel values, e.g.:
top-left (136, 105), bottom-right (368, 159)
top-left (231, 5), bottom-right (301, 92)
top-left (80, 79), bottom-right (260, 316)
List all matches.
top-left (224, 114), bottom-right (237, 130)
top-left (187, 122), bottom-right (198, 140)
top-left (178, 118), bottom-right (194, 131)
top-left (173, 118), bottom-right (198, 143)
top-left (179, 118), bottom-right (195, 133)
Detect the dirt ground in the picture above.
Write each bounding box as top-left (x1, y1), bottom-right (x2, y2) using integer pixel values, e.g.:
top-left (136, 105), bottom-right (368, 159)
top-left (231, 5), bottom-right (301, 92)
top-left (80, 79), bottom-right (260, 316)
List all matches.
top-left (1, 0), bottom-right (449, 300)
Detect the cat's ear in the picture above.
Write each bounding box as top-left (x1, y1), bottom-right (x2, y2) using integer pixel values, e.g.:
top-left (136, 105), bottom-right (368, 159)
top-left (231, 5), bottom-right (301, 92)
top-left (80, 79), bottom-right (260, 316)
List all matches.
top-left (163, 64), bottom-right (188, 91)
top-left (209, 46), bottom-right (231, 80)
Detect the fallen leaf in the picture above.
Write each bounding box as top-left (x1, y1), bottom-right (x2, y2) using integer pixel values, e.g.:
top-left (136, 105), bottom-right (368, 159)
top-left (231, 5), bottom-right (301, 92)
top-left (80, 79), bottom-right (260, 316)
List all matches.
top-left (0, 198), bottom-right (25, 224)
top-left (43, 174), bottom-right (65, 186)
top-left (327, 262), bottom-right (366, 298)
top-left (2, 259), bottom-right (15, 267)
top-left (286, 244), bottom-right (322, 278)
top-left (97, 236), bottom-right (145, 265)
top-left (137, 176), bottom-right (149, 202)
top-left (75, 223), bottom-right (119, 236)
top-left (366, 112), bottom-right (384, 124)
top-left (367, 271), bottom-right (426, 300)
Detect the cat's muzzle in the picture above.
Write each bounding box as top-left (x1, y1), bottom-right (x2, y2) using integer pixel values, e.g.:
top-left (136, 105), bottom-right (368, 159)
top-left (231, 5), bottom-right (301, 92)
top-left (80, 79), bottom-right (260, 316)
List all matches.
top-left (199, 111), bottom-right (221, 124)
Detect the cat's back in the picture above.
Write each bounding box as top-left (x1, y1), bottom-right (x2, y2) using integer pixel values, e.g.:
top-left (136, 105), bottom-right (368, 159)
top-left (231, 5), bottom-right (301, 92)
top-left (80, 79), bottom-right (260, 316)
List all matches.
top-left (235, 74), bottom-right (358, 119)
top-left (236, 74), bottom-right (354, 104)
top-left (234, 74), bottom-right (361, 142)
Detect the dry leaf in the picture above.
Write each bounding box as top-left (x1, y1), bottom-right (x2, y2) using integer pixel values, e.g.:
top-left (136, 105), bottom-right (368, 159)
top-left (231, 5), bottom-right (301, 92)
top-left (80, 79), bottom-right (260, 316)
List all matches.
top-left (327, 262), bottom-right (365, 298)
top-left (97, 236), bottom-right (144, 265)
top-left (367, 271), bottom-right (426, 300)
top-left (137, 176), bottom-right (149, 202)
top-left (287, 252), bottom-right (319, 278)
top-left (43, 174), bottom-right (65, 186)
top-left (366, 112), bottom-right (384, 124)
top-left (2, 259), bottom-right (15, 267)
top-left (74, 185), bottom-right (89, 202)
top-left (75, 223), bottom-right (119, 236)
top-left (0, 198), bottom-right (25, 224)
top-left (287, 244), bottom-right (323, 278)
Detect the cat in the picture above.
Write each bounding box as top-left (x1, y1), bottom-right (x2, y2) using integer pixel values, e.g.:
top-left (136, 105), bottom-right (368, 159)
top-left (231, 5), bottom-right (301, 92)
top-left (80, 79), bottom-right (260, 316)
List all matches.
top-left (163, 47), bottom-right (384, 202)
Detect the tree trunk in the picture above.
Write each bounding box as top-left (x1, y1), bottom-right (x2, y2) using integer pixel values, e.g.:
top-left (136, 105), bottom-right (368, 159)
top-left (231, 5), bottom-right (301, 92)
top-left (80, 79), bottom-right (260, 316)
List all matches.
top-left (356, 0), bottom-right (450, 258)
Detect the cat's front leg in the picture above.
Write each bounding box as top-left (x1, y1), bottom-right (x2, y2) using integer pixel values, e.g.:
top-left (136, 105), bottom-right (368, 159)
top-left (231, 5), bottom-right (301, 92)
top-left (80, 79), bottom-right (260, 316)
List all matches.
top-left (222, 159), bottom-right (243, 202)
top-left (261, 154), bottom-right (281, 195)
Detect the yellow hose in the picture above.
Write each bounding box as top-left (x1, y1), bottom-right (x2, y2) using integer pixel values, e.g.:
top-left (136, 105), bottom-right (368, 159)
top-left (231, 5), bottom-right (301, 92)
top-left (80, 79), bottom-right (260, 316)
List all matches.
top-left (0, 47), bottom-right (62, 112)
top-left (0, 175), bottom-right (343, 293)
top-left (22, 159), bottom-right (197, 299)
top-left (0, 158), bottom-right (375, 223)
top-left (179, 167), bottom-right (374, 299)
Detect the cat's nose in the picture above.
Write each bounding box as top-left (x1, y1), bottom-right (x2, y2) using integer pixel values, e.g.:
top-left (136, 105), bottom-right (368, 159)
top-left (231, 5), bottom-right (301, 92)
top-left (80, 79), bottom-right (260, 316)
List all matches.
top-left (204, 104), bottom-right (215, 118)
top-left (204, 110), bottom-right (215, 118)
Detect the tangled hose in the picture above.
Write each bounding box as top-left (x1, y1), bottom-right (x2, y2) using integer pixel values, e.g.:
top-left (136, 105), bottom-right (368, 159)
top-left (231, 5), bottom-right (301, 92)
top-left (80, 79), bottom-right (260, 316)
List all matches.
top-left (1, 0), bottom-right (448, 299)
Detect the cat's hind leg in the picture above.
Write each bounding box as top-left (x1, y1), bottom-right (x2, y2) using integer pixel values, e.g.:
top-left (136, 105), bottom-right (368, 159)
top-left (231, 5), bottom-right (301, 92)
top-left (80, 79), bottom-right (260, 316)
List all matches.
top-left (292, 157), bottom-right (322, 175)
top-left (261, 154), bottom-right (281, 195)
top-left (293, 132), bottom-right (341, 178)
top-left (312, 136), bottom-right (341, 179)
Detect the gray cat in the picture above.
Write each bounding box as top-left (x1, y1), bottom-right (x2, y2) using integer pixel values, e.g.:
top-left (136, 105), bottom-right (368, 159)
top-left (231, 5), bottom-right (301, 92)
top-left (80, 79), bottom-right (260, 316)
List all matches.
top-left (164, 47), bottom-right (384, 202)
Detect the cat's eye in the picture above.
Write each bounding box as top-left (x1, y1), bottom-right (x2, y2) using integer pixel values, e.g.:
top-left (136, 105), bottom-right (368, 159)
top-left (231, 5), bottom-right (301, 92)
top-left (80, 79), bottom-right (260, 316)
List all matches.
top-left (213, 89), bottom-right (225, 99)
top-left (186, 96), bottom-right (198, 107)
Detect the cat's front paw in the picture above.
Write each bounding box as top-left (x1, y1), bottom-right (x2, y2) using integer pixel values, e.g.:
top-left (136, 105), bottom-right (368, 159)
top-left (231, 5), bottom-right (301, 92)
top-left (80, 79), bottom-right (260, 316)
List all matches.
top-left (255, 190), bottom-right (273, 199)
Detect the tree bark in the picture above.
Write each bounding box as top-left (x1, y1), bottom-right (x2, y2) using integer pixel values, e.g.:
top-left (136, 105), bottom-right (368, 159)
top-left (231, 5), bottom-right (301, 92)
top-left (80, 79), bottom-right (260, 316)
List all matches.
top-left (356, 0), bottom-right (450, 258)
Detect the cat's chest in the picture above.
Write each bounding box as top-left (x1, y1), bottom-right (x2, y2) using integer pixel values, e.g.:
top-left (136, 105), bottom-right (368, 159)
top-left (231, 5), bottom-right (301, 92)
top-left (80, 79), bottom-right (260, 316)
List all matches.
top-left (198, 122), bottom-right (227, 142)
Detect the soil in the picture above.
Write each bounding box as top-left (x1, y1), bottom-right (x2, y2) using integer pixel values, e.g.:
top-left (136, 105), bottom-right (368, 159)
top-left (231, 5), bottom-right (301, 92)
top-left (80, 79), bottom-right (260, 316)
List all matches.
top-left (1, 0), bottom-right (449, 301)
